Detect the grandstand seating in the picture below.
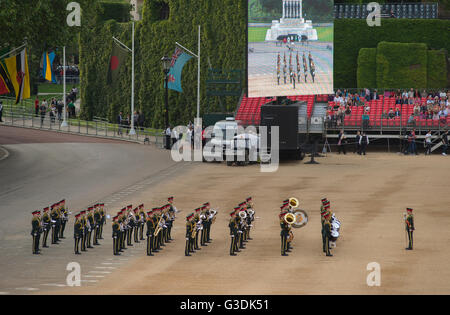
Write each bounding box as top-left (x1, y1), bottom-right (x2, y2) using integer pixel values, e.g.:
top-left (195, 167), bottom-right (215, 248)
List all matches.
top-left (236, 94), bottom-right (319, 126)
top-left (327, 96), bottom-right (449, 129)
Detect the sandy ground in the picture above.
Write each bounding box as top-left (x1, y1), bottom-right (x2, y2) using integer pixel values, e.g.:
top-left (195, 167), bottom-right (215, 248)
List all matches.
top-left (45, 152), bottom-right (450, 295)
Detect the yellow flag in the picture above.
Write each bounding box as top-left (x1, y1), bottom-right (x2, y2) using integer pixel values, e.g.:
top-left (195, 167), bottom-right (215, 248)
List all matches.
top-left (4, 48), bottom-right (30, 104)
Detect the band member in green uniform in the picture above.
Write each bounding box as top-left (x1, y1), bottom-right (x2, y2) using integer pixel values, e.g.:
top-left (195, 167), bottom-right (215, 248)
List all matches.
top-left (99, 203), bottom-right (105, 239)
top-left (132, 208), bottom-right (140, 243)
top-left (93, 204), bottom-right (101, 245)
top-left (74, 213), bottom-right (82, 255)
top-left (185, 213), bottom-right (194, 256)
top-left (50, 204), bottom-right (60, 244)
top-left (112, 216), bottom-right (121, 256)
top-left (151, 208), bottom-right (160, 252)
top-left (79, 210), bottom-right (86, 251)
top-left (139, 204), bottom-right (146, 241)
top-left (405, 208), bottom-right (415, 250)
top-left (323, 210), bottom-right (333, 257)
top-left (31, 211), bottom-right (42, 254)
top-left (41, 207), bottom-right (51, 248)
top-left (229, 210), bottom-right (238, 256)
top-left (87, 207), bottom-right (94, 248)
top-left (280, 208), bottom-right (290, 256)
top-left (59, 200), bottom-right (68, 239)
top-left (146, 211), bottom-right (154, 256)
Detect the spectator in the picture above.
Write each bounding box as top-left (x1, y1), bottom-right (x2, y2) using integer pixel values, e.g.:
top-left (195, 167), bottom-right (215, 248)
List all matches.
top-left (362, 111), bottom-right (370, 130)
top-left (337, 129), bottom-right (347, 154)
top-left (117, 111), bottom-right (123, 135)
top-left (382, 110), bottom-right (389, 119)
top-left (407, 113), bottom-right (416, 127)
top-left (425, 130), bottom-right (432, 155)
top-left (345, 105), bottom-right (352, 116)
top-left (165, 125), bottom-right (172, 149)
top-left (359, 132), bottom-right (369, 155)
top-left (40, 99), bottom-right (47, 125)
top-left (34, 97), bottom-right (40, 117)
top-left (57, 100), bottom-right (63, 121)
top-left (407, 129), bottom-right (417, 155)
top-left (388, 109), bottom-right (395, 119)
top-left (138, 111), bottom-right (145, 131)
top-left (133, 111), bottom-right (138, 129)
top-left (355, 130), bottom-right (361, 154)
top-left (441, 130), bottom-right (448, 156)
top-left (413, 103), bottom-right (420, 116)
top-left (394, 107), bottom-right (401, 117)
top-left (0, 100), bottom-right (3, 122)
top-left (67, 100), bottom-right (76, 118)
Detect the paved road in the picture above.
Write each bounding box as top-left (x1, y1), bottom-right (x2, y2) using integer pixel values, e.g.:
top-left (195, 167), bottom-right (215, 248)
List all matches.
top-left (0, 126), bottom-right (191, 294)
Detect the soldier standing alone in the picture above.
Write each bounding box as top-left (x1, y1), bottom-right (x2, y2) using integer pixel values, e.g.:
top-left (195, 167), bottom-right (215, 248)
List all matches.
top-left (405, 208), bottom-right (415, 250)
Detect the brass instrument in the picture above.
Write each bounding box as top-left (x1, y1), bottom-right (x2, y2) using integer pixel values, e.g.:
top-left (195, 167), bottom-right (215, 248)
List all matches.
top-left (283, 212), bottom-right (296, 225)
top-left (154, 214), bottom-right (165, 237)
top-left (288, 197), bottom-right (299, 210)
top-left (287, 230), bottom-right (294, 242)
top-left (238, 211), bottom-right (247, 220)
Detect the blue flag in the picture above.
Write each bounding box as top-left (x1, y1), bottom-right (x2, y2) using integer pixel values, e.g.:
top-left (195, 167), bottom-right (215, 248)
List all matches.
top-left (166, 47), bottom-right (193, 93)
top-left (42, 51), bottom-right (56, 83)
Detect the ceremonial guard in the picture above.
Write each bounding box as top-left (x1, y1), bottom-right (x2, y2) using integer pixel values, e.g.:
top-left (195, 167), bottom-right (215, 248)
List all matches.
top-left (50, 204), bottom-right (60, 244)
top-left (151, 208), bottom-right (160, 252)
top-left (59, 200), bottom-right (68, 239)
top-left (203, 202), bottom-right (215, 244)
top-left (133, 208), bottom-right (140, 243)
top-left (98, 203), bottom-right (105, 239)
top-left (322, 210), bottom-right (333, 257)
top-left (31, 210), bottom-right (42, 254)
top-left (280, 206), bottom-right (290, 256)
top-left (146, 210), bottom-right (155, 256)
top-left (168, 197), bottom-right (178, 240)
top-left (118, 209), bottom-right (126, 251)
top-left (185, 213), bottom-right (194, 256)
top-left (245, 197), bottom-right (254, 240)
top-left (112, 216), bottom-right (121, 255)
top-left (41, 207), bottom-right (51, 248)
top-left (126, 205), bottom-right (134, 246)
top-left (93, 204), bottom-right (101, 245)
top-left (229, 209), bottom-right (238, 256)
top-left (87, 207), bottom-right (94, 248)
top-left (74, 213), bottom-right (82, 255)
top-left (310, 60), bottom-right (316, 83)
top-left (405, 208), bottom-right (415, 250)
top-left (193, 208), bottom-right (202, 250)
top-left (138, 204), bottom-right (146, 241)
top-left (320, 199), bottom-right (330, 253)
top-left (80, 210), bottom-right (88, 251)
top-left (302, 53), bottom-right (308, 83)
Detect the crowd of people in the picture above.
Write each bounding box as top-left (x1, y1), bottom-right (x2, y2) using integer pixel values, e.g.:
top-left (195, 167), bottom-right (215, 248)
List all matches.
top-left (326, 88), bottom-right (449, 129)
top-left (34, 86), bottom-right (78, 124)
top-left (116, 110), bottom-right (146, 135)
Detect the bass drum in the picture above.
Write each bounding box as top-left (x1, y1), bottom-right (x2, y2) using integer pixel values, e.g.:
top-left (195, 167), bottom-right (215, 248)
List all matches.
top-left (292, 209), bottom-right (308, 228)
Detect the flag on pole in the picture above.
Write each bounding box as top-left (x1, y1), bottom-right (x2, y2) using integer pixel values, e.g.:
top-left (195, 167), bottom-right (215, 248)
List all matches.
top-left (42, 51), bottom-right (56, 83)
top-left (107, 42), bottom-right (128, 85)
top-left (0, 63), bottom-right (14, 95)
top-left (4, 48), bottom-right (30, 103)
top-left (166, 47), bottom-right (193, 93)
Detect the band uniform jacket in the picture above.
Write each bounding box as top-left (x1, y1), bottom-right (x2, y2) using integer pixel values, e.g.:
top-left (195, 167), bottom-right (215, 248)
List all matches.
top-left (186, 221), bottom-right (193, 238)
top-left (146, 217), bottom-right (155, 236)
top-left (74, 219), bottom-right (83, 238)
top-left (31, 217), bottom-right (41, 236)
top-left (112, 221), bottom-right (120, 237)
top-left (42, 212), bottom-right (51, 231)
top-left (405, 214), bottom-right (415, 231)
top-left (280, 221), bottom-right (290, 237)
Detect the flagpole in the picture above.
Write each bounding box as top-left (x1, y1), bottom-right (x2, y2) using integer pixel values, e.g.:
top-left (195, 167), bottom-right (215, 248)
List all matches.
top-left (0, 43), bottom-right (27, 59)
top-left (61, 46), bottom-right (68, 127)
top-left (129, 20), bottom-right (136, 136)
top-left (197, 25), bottom-right (200, 120)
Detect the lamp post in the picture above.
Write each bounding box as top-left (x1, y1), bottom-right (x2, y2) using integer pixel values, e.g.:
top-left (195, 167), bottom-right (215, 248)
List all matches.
top-left (161, 55), bottom-right (172, 149)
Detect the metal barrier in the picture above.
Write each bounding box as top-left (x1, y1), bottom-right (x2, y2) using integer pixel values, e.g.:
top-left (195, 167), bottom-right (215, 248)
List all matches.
top-left (0, 101), bottom-right (164, 147)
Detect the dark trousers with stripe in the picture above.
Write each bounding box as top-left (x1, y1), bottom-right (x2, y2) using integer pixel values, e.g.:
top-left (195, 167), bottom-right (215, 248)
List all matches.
top-left (113, 236), bottom-right (119, 255)
top-left (281, 234), bottom-right (288, 255)
top-left (147, 235), bottom-right (153, 255)
top-left (407, 230), bottom-right (414, 249)
top-left (32, 233), bottom-right (41, 254)
top-left (230, 235), bottom-right (236, 255)
top-left (74, 236), bottom-right (80, 254)
top-left (81, 232), bottom-right (87, 251)
top-left (42, 228), bottom-right (49, 247)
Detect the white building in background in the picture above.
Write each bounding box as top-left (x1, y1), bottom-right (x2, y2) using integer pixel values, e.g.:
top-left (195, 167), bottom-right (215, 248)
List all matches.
top-left (265, 0), bottom-right (318, 41)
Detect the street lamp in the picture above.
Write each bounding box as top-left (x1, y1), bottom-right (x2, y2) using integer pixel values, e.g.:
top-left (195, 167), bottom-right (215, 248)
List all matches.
top-left (161, 55), bottom-right (171, 149)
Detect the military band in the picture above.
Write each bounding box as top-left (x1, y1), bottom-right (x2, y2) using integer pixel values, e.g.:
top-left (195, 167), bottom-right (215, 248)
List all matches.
top-left (228, 197), bottom-right (255, 256)
top-left (74, 214), bottom-right (82, 254)
top-left (41, 207), bottom-right (51, 248)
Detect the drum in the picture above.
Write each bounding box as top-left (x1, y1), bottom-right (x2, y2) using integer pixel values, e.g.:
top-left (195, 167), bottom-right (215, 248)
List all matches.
top-left (292, 209), bottom-right (308, 228)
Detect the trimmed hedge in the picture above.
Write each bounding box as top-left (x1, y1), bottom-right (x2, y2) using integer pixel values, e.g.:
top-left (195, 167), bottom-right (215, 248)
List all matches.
top-left (357, 48), bottom-right (376, 88)
top-left (80, 0), bottom-right (247, 128)
top-left (427, 49), bottom-right (448, 89)
top-left (376, 42), bottom-right (427, 89)
top-left (334, 19), bottom-right (450, 88)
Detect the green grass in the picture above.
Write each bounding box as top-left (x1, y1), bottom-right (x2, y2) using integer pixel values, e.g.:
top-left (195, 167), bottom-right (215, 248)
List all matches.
top-left (248, 26), bottom-right (333, 43)
top-left (38, 83), bottom-right (80, 94)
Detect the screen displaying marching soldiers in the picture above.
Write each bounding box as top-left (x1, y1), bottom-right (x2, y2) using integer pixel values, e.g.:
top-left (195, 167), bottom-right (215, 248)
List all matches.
top-left (248, 0), bottom-right (333, 97)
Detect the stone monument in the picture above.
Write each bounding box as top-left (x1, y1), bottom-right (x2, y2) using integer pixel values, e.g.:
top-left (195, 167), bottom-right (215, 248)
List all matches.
top-left (265, 0), bottom-right (318, 41)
